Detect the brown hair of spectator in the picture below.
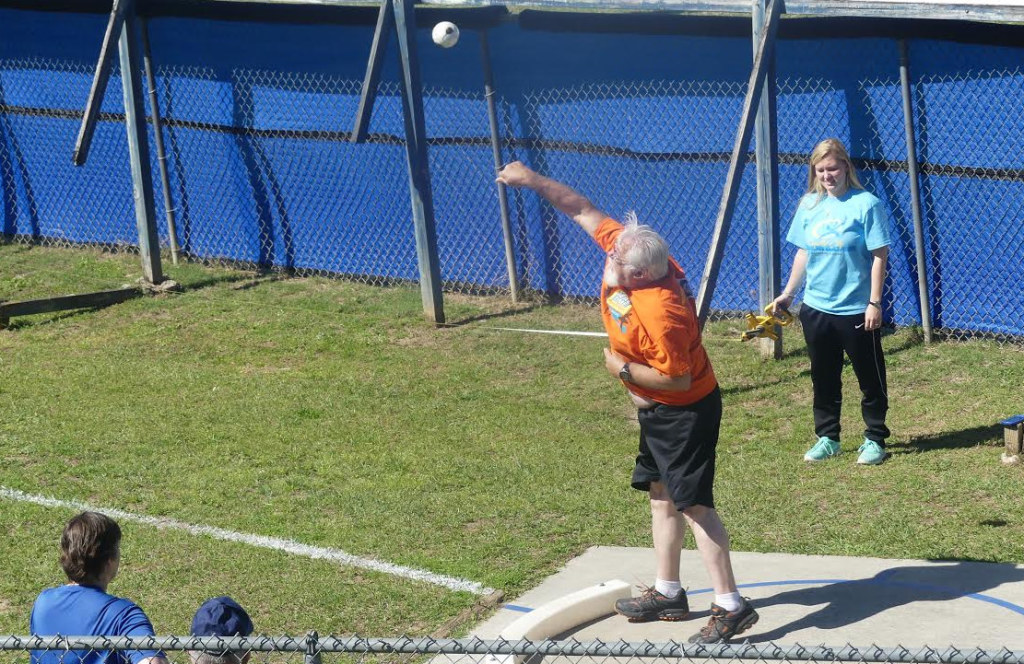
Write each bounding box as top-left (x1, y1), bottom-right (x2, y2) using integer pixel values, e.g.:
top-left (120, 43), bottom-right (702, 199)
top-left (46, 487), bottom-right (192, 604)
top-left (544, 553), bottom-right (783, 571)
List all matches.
top-left (59, 511), bottom-right (121, 585)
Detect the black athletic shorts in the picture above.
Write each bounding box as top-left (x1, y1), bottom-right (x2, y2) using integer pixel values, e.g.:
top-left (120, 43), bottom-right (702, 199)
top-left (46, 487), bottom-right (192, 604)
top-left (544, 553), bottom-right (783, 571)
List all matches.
top-left (631, 385), bottom-right (722, 511)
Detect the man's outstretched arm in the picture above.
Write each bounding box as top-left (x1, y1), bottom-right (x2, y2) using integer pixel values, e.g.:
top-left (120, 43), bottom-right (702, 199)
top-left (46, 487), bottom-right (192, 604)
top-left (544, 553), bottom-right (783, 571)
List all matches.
top-left (497, 161), bottom-right (607, 237)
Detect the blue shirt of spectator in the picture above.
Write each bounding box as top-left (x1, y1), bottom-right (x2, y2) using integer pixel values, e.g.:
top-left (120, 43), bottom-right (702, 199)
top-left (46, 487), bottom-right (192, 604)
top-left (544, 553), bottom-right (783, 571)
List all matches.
top-left (30, 512), bottom-right (166, 664)
top-left (31, 584), bottom-right (163, 664)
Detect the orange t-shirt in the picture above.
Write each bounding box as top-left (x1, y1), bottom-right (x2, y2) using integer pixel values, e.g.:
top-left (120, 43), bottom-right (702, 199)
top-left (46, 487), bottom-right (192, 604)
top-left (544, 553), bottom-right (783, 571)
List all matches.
top-left (594, 218), bottom-right (717, 406)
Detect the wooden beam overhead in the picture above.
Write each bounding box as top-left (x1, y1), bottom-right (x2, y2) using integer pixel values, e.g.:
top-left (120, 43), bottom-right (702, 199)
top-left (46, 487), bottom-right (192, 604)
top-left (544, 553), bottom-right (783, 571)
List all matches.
top-left (448, 0), bottom-right (1024, 24)
top-left (6, 0), bottom-right (1024, 26)
top-left (138, 0), bottom-right (508, 26)
top-left (127, 0), bottom-right (1024, 25)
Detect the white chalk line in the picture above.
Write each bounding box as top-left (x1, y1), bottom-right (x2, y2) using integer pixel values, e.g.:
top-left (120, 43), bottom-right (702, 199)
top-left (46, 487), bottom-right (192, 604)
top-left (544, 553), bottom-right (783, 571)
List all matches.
top-left (0, 486), bottom-right (495, 596)
top-left (440, 323), bottom-right (606, 338)
top-left (484, 326), bottom-right (607, 337)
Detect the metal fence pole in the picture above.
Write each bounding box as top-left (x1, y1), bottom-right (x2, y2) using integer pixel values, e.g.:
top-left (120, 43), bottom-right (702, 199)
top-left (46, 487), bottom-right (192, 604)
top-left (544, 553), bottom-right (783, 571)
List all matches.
top-left (304, 631), bottom-right (321, 664)
top-left (899, 39), bottom-right (933, 343)
top-left (479, 29), bottom-right (520, 303)
top-left (140, 16), bottom-right (179, 265)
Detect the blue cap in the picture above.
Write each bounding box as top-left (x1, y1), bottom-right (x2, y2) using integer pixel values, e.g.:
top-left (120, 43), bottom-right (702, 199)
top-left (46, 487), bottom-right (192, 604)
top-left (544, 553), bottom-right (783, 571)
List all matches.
top-left (191, 596), bottom-right (253, 637)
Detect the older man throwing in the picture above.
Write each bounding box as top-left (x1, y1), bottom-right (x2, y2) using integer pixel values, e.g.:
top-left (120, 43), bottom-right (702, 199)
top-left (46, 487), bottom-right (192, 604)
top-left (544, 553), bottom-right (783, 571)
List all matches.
top-left (497, 162), bottom-right (758, 644)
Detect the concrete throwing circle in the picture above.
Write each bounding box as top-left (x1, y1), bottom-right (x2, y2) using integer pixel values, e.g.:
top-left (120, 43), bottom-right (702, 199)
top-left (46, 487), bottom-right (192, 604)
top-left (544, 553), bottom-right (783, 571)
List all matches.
top-left (486, 549), bottom-right (1024, 649)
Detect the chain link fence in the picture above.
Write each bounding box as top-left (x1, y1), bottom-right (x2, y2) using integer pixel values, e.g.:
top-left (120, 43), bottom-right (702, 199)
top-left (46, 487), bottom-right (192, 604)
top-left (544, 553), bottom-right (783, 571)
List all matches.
top-left (857, 57), bottom-right (1024, 342)
top-left (5, 635), bottom-right (1024, 664)
top-left (506, 79), bottom-right (750, 310)
top-left (909, 61), bottom-right (1024, 343)
top-left (154, 67), bottom-right (418, 283)
top-left (2, 20), bottom-right (1024, 342)
top-left (0, 57), bottom-right (137, 249)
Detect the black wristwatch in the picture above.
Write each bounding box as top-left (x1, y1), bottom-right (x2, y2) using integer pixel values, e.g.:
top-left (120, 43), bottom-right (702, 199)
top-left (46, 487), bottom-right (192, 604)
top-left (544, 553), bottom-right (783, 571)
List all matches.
top-left (618, 362), bottom-right (633, 383)
top-left (868, 300), bottom-right (881, 309)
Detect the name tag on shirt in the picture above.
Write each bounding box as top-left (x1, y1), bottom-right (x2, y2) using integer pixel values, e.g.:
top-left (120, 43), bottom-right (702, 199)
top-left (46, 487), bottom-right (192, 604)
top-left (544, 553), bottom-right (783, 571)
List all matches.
top-left (607, 289), bottom-right (632, 330)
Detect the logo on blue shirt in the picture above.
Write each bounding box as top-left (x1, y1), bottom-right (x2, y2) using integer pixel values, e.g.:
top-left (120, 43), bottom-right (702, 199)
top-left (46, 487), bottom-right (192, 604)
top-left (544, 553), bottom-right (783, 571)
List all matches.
top-left (808, 216), bottom-right (850, 251)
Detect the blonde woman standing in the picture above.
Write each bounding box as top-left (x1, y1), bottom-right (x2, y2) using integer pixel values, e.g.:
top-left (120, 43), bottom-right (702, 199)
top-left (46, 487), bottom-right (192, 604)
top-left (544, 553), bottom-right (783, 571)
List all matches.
top-left (772, 138), bottom-right (891, 466)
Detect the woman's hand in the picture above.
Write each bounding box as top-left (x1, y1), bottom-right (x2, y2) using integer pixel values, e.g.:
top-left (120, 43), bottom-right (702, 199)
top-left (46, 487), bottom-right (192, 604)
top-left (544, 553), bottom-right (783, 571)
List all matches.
top-left (770, 292), bottom-right (794, 315)
top-left (864, 302), bottom-right (882, 331)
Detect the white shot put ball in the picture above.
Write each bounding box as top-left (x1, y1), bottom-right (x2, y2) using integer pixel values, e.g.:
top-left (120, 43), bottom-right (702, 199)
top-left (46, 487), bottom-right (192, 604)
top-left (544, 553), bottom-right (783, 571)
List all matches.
top-left (432, 21), bottom-right (460, 48)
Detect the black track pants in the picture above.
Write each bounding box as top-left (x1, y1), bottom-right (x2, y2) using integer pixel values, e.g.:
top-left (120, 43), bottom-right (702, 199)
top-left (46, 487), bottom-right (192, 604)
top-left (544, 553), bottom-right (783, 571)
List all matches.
top-left (799, 305), bottom-right (890, 445)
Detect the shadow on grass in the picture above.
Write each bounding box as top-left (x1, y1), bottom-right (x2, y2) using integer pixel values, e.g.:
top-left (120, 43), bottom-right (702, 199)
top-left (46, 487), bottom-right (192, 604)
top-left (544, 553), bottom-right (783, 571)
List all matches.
top-left (179, 271), bottom-right (268, 291)
top-left (443, 306), bottom-right (541, 327)
top-left (746, 561), bottom-right (1024, 643)
top-left (1, 306), bottom-right (111, 330)
top-left (889, 424), bottom-right (1002, 454)
top-left (720, 369), bottom-right (811, 397)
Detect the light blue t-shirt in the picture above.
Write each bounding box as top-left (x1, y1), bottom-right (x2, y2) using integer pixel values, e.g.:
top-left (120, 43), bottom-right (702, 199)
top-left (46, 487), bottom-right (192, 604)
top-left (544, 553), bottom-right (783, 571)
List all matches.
top-left (786, 189), bottom-right (891, 315)
top-left (30, 585), bottom-right (163, 664)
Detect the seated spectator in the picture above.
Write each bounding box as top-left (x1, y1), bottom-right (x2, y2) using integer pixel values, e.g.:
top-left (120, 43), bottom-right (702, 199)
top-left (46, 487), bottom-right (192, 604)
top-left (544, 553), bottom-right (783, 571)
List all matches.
top-left (189, 596), bottom-right (253, 664)
top-left (30, 511), bottom-right (167, 664)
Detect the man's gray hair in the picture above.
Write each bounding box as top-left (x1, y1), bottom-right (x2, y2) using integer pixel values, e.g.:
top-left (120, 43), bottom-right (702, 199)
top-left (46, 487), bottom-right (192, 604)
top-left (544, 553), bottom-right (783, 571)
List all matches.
top-left (618, 211), bottom-right (670, 280)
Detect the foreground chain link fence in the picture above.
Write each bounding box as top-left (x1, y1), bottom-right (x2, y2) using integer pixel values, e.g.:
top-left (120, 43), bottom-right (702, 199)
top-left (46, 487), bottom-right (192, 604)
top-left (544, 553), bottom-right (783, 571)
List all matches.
top-left (2, 17), bottom-right (1024, 342)
top-left (4, 635), bottom-right (1024, 664)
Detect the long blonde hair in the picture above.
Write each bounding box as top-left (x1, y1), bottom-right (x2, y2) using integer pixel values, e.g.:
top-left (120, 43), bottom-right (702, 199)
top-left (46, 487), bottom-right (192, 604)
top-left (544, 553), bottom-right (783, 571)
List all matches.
top-left (805, 138), bottom-right (864, 201)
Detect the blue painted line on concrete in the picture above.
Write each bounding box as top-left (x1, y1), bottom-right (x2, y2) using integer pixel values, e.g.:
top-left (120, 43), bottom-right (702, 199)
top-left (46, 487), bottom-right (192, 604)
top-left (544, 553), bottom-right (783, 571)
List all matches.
top-left (503, 604), bottom-right (533, 613)
top-left (687, 579), bottom-right (851, 594)
top-left (504, 578), bottom-right (1024, 616)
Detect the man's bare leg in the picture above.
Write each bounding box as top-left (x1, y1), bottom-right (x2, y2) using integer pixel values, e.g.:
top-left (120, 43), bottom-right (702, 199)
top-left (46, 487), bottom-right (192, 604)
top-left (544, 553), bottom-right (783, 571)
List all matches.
top-left (649, 481), bottom-right (685, 583)
top-left (681, 504), bottom-right (737, 595)
top-left (682, 504), bottom-right (759, 643)
top-left (612, 480), bottom-right (692, 622)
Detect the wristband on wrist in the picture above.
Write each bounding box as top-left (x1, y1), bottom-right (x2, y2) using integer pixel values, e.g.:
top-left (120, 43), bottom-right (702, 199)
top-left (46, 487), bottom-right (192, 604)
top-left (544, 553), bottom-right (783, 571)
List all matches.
top-left (868, 300), bottom-right (881, 308)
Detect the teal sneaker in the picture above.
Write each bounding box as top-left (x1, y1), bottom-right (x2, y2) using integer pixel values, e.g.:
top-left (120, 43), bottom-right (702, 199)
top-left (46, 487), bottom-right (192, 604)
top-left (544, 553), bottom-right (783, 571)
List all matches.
top-left (857, 439), bottom-right (886, 465)
top-left (803, 436), bottom-right (840, 462)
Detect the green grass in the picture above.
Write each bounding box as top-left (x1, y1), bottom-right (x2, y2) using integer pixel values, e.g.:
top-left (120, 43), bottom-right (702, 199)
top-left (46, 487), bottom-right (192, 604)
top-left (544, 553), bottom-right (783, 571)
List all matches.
top-left (2, 242), bottom-right (1023, 639)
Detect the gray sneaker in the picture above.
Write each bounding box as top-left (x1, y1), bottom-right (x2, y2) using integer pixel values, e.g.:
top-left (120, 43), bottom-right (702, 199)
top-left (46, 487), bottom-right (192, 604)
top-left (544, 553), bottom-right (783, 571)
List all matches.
top-left (688, 599), bottom-right (759, 643)
top-left (614, 586), bottom-right (689, 622)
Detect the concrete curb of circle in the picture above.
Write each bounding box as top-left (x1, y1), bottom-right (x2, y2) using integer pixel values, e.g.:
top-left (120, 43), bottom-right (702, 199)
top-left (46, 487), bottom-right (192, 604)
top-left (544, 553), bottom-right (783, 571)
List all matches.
top-left (484, 579), bottom-right (632, 664)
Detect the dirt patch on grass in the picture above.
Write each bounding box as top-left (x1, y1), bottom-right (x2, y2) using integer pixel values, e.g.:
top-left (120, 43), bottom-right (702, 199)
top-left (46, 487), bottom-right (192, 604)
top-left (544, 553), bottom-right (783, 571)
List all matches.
top-left (463, 517), bottom-right (498, 534)
top-left (392, 324), bottom-right (447, 348)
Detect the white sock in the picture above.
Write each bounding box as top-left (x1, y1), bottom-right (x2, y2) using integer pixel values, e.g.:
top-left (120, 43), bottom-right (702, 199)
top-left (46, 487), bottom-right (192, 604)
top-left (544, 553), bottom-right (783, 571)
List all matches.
top-left (655, 579), bottom-right (682, 598)
top-left (715, 591), bottom-right (742, 612)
